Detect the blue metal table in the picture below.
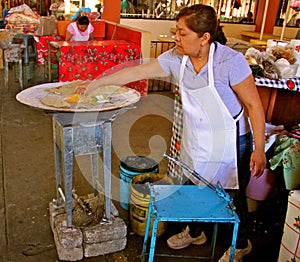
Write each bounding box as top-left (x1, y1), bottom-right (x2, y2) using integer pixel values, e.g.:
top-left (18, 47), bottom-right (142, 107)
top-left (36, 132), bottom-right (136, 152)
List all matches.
top-left (142, 185), bottom-right (240, 262)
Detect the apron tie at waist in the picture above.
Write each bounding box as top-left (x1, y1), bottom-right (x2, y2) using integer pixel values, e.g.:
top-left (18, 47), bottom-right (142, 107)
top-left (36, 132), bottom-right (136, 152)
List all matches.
top-left (233, 107), bottom-right (244, 120)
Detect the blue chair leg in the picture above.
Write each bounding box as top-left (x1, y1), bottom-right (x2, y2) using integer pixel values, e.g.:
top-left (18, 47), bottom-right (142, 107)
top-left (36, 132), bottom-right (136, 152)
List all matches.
top-left (229, 219), bottom-right (239, 262)
top-left (142, 198), bottom-right (153, 262)
top-left (148, 219), bottom-right (159, 262)
top-left (210, 223), bottom-right (218, 259)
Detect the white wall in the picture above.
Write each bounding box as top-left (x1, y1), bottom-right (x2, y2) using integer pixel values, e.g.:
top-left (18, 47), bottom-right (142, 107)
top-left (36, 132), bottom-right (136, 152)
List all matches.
top-left (85, 0), bottom-right (98, 12)
top-left (120, 19), bottom-right (299, 42)
top-left (220, 23), bottom-right (256, 39)
top-left (120, 18), bottom-right (176, 40)
top-left (120, 18), bottom-right (258, 41)
top-left (273, 26), bottom-right (299, 39)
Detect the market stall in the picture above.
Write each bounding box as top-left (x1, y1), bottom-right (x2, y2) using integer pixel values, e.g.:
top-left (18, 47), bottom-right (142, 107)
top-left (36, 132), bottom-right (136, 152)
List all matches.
top-left (255, 77), bottom-right (300, 128)
top-left (5, 4), bottom-right (40, 33)
top-left (244, 41), bottom-right (300, 128)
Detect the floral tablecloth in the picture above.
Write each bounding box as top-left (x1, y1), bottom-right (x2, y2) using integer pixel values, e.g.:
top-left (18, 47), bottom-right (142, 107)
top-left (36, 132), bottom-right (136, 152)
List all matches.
top-left (270, 133), bottom-right (300, 190)
top-left (278, 190), bottom-right (300, 261)
top-left (54, 40), bottom-right (148, 97)
top-left (34, 35), bottom-right (63, 65)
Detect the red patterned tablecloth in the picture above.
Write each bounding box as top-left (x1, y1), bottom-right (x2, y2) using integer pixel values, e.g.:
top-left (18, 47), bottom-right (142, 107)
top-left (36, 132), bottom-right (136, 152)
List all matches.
top-left (35, 35), bottom-right (63, 65)
top-left (53, 40), bottom-right (148, 97)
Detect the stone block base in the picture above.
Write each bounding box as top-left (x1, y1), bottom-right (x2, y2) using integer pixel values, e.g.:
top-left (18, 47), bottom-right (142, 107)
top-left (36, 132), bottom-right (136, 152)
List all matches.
top-left (49, 200), bottom-right (127, 261)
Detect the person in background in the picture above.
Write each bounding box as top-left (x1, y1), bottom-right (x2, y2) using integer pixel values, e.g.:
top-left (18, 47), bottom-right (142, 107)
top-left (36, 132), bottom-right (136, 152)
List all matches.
top-left (240, 11), bottom-right (253, 23)
top-left (1, 2), bottom-right (9, 24)
top-left (121, 0), bottom-right (130, 13)
top-left (75, 5), bottom-right (266, 261)
top-left (65, 15), bottom-right (94, 41)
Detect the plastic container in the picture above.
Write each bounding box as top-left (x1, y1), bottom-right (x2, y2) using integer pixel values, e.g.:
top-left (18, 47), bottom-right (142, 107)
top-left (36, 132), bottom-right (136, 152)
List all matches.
top-left (246, 168), bottom-right (278, 201)
top-left (119, 155), bottom-right (158, 210)
top-left (276, 63), bottom-right (299, 78)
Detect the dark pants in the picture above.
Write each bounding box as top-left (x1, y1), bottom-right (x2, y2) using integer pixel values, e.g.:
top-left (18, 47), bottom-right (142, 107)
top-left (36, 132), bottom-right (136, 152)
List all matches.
top-left (186, 133), bottom-right (252, 249)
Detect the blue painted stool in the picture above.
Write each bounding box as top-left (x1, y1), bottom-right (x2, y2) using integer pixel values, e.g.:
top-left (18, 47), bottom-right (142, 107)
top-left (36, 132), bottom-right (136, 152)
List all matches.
top-left (142, 184), bottom-right (240, 262)
top-left (12, 34), bottom-right (37, 65)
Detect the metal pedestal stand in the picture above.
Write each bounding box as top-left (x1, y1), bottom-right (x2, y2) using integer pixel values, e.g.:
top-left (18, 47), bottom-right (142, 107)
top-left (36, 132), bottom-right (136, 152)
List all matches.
top-left (52, 107), bottom-right (132, 227)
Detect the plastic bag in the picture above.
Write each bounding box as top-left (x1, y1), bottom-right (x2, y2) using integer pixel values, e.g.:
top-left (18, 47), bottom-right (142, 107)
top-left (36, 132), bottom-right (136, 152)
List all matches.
top-left (290, 0), bottom-right (300, 10)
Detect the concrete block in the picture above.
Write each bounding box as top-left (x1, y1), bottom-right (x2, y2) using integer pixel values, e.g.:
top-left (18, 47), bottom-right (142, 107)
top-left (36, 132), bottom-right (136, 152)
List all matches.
top-left (49, 200), bottom-right (65, 230)
top-left (52, 222), bottom-right (84, 261)
top-left (83, 237), bottom-right (127, 257)
top-left (54, 214), bottom-right (83, 248)
top-left (49, 199), bottom-right (127, 260)
top-left (83, 217), bottom-right (127, 243)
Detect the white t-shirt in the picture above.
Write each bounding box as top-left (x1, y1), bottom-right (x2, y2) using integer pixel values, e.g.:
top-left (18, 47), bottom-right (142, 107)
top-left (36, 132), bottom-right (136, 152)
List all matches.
top-left (67, 22), bottom-right (94, 41)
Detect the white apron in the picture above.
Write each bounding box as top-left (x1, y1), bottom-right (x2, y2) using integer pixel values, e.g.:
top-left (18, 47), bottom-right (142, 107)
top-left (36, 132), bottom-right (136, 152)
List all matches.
top-left (179, 44), bottom-right (242, 189)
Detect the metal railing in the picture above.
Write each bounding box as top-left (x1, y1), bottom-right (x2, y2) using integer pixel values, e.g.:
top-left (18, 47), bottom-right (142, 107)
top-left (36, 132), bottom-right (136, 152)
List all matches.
top-left (148, 40), bottom-right (176, 92)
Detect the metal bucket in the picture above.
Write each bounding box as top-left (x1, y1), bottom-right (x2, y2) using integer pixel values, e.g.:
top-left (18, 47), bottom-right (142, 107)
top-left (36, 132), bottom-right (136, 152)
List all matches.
top-left (119, 156), bottom-right (158, 210)
top-left (130, 173), bottom-right (173, 237)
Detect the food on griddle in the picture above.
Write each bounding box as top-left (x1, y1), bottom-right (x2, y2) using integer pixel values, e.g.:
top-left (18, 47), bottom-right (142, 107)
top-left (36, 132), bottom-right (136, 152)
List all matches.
top-left (41, 96), bottom-right (71, 108)
top-left (66, 94), bottom-right (81, 104)
top-left (44, 80), bottom-right (83, 95)
top-left (88, 85), bottom-right (128, 97)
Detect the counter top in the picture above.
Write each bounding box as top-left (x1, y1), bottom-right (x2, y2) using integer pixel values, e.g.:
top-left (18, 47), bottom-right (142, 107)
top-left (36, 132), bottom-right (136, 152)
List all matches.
top-left (240, 31), bottom-right (291, 41)
top-left (255, 77), bottom-right (300, 92)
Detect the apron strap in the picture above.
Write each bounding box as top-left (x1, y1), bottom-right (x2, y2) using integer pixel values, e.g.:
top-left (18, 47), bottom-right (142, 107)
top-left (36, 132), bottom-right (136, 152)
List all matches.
top-left (179, 56), bottom-right (188, 84)
top-left (233, 107), bottom-right (244, 120)
top-left (208, 43), bottom-right (215, 87)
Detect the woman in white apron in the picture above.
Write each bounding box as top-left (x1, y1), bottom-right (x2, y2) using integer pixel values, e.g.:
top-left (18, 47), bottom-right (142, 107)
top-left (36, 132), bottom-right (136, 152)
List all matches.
top-left (161, 6), bottom-right (265, 261)
top-left (65, 15), bottom-right (94, 42)
top-left (75, 4), bottom-right (266, 261)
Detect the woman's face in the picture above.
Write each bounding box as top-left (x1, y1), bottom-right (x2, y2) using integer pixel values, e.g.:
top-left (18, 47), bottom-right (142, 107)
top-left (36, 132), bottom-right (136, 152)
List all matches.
top-left (174, 17), bottom-right (203, 57)
top-left (77, 23), bottom-right (88, 32)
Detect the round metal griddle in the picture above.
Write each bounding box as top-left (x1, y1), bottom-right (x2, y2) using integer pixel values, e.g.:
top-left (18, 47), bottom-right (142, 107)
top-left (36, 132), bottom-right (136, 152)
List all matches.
top-left (16, 82), bottom-right (141, 113)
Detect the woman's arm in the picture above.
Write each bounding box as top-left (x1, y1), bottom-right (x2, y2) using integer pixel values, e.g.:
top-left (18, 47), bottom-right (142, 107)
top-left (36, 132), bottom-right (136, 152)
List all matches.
top-left (65, 30), bottom-right (72, 41)
top-left (89, 32), bottom-right (94, 40)
top-left (232, 74), bottom-right (266, 178)
top-left (76, 59), bottom-right (169, 95)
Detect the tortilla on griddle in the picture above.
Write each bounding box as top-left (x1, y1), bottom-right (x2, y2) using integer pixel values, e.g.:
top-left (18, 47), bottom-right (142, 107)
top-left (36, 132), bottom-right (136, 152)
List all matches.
top-left (88, 85), bottom-right (128, 97)
top-left (44, 80), bottom-right (83, 95)
top-left (41, 96), bottom-right (71, 108)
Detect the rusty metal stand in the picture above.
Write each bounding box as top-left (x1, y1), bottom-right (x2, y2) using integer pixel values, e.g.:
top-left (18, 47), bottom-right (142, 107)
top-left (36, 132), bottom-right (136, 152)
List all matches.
top-left (52, 108), bottom-right (132, 227)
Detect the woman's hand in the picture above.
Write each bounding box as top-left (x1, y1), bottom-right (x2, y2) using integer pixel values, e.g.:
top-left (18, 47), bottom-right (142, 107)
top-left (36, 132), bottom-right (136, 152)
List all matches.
top-left (250, 149), bottom-right (266, 178)
top-left (75, 82), bottom-right (90, 96)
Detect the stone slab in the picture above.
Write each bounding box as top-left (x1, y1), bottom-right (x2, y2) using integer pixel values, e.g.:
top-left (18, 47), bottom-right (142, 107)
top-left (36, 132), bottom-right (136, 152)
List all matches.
top-left (52, 221), bottom-right (84, 261)
top-left (49, 200), bottom-right (127, 260)
top-left (83, 217), bottom-right (127, 243)
top-left (54, 213), bottom-right (83, 249)
top-left (84, 237), bottom-right (127, 257)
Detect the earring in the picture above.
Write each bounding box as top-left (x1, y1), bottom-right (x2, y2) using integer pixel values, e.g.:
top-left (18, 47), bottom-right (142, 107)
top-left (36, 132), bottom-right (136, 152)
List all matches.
top-left (198, 45), bottom-right (203, 61)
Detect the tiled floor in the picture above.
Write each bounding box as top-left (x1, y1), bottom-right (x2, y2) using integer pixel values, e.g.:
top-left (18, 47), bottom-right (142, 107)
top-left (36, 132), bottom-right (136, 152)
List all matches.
top-left (0, 64), bottom-right (289, 261)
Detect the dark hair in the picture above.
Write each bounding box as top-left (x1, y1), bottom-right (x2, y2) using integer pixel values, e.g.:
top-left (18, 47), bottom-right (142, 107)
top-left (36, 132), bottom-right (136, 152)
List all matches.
top-left (176, 4), bottom-right (219, 43)
top-left (78, 16), bottom-right (90, 25)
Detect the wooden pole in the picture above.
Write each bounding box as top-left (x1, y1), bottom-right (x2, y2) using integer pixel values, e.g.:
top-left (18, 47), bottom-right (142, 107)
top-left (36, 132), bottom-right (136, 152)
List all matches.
top-left (259, 0), bottom-right (270, 40)
top-left (280, 0), bottom-right (291, 40)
